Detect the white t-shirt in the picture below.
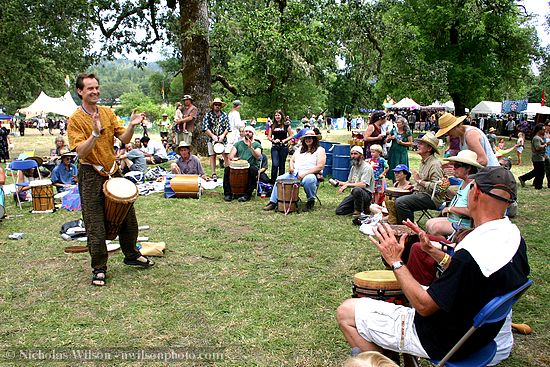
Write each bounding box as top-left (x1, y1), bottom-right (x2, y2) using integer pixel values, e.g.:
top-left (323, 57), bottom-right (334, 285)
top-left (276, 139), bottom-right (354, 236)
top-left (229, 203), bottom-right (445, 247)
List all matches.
top-left (294, 147), bottom-right (325, 175)
top-left (142, 141), bottom-right (168, 159)
top-left (228, 110), bottom-right (243, 144)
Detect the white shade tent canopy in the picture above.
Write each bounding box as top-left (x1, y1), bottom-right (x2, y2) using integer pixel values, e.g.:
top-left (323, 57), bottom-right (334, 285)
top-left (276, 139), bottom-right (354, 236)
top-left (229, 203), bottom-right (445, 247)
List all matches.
top-left (390, 97), bottom-right (421, 109)
top-left (524, 103), bottom-right (550, 115)
top-left (19, 91), bottom-right (78, 118)
top-left (470, 101), bottom-right (502, 115)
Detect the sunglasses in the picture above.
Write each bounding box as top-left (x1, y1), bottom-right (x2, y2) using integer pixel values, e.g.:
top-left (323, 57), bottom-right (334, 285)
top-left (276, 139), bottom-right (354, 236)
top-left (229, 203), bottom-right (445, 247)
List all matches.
top-left (453, 163), bottom-right (466, 168)
top-left (304, 136), bottom-right (314, 140)
top-left (213, 103), bottom-right (222, 106)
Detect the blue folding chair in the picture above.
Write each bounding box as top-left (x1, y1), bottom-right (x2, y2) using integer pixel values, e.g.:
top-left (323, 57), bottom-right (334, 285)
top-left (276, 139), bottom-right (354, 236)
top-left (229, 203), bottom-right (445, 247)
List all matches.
top-left (428, 279), bottom-right (533, 367)
top-left (8, 159), bottom-right (42, 209)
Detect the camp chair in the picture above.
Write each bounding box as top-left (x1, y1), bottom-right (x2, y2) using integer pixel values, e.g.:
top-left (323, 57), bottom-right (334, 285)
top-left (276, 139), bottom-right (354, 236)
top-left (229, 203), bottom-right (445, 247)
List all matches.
top-left (407, 279), bottom-right (533, 367)
top-left (418, 176), bottom-right (467, 224)
top-left (8, 159), bottom-right (42, 209)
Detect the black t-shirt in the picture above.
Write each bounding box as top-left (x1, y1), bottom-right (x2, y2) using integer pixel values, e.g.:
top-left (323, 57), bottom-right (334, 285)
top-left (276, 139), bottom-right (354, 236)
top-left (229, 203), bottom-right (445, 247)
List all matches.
top-left (415, 238), bottom-right (529, 360)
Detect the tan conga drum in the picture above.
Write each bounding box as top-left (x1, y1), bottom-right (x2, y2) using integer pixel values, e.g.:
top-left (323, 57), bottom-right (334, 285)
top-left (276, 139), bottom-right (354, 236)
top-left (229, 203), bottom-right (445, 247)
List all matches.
top-left (384, 187), bottom-right (411, 224)
top-left (276, 178), bottom-right (300, 213)
top-left (229, 160), bottom-right (250, 196)
top-left (103, 177), bottom-right (139, 240)
top-left (30, 179), bottom-right (55, 213)
top-left (169, 175), bottom-right (201, 199)
top-left (352, 270), bottom-right (407, 305)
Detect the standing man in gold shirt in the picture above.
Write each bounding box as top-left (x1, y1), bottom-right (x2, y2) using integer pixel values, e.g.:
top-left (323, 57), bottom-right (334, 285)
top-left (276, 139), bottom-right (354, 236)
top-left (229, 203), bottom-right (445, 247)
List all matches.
top-left (68, 73), bottom-right (154, 287)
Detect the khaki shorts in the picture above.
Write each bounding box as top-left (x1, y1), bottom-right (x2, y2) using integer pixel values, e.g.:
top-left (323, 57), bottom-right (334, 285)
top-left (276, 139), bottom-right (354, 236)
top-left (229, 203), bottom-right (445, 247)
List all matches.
top-left (354, 298), bottom-right (429, 358)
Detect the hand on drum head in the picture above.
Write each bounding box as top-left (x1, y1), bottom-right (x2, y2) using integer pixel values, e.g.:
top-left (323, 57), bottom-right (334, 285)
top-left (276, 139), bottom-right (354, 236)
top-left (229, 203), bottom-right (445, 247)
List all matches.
top-left (402, 219), bottom-right (433, 254)
top-left (368, 223), bottom-right (405, 265)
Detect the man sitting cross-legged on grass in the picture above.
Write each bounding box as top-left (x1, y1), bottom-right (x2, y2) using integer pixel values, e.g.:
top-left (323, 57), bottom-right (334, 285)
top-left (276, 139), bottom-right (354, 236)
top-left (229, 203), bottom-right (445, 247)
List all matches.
top-left (336, 166), bottom-right (529, 362)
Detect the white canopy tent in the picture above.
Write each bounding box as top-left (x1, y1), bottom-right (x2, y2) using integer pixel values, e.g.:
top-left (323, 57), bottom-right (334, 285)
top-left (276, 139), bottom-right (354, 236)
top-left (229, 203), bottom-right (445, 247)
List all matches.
top-left (423, 101), bottom-right (446, 109)
top-left (390, 97), bottom-right (421, 109)
top-left (470, 101), bottom-right (502, 115)
top-left (20, 91), bottom-right (78, 117)
top-left (524, 103), bottom-right (550, 115)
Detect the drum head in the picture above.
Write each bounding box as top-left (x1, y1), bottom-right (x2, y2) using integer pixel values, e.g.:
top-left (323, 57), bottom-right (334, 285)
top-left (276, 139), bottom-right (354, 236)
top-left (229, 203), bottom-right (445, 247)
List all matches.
top-left (230, 159), bottom-right (250, 169)
top-left (353, 270), bottom-right (400, 290)
top-left (29, 179), bottom-right (52, 187)
top-left (105, 177), bottom-right (138, 199)
top-left (386, 187), bottom-right (411, 197)
top-left (276, 178), bottom-right (300, 185)
top-left (213, 142), bottom-right (225, 154)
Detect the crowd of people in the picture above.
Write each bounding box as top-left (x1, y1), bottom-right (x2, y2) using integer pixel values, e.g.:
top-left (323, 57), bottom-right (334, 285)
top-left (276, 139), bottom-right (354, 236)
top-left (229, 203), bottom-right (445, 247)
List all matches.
top-left (1, 73), bottom-right (546, 366)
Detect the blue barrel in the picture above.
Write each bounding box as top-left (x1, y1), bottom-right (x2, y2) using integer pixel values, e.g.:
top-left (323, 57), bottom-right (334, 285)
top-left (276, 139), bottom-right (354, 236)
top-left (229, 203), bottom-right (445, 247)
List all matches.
top-left (320, 141), bottom-right (338, 177)
top-left (332, 144), bottom-right (351, 181)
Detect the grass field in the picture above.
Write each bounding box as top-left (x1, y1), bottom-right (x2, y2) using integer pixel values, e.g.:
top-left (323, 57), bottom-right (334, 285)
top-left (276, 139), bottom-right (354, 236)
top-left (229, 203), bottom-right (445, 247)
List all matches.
top-left (0, 128), bottom-right (548, 366)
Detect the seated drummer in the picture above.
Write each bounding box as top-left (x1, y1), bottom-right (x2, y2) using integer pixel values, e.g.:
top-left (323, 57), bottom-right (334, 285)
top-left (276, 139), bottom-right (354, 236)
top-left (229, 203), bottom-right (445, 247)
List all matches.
top-left (170, 141), bottom-right (208, 180)
top-left (395, 133), bottom-right (447, 223)
top-left (223, 126), bottom-right (261, 202)
top-left (50, 151), bottom-right (78, 192)
top-left (336, 166), bottom-right (529, 361)
top-left (264, 129), bottom-right (326, 211)
top-left (334, 145), bottom-right (374, 217)
top-left (425, 150), bottom-right (481, 237)
top-left (14, 156), bottom-right (43, 202)
top-left (369, 165), bottom-right (412, 217)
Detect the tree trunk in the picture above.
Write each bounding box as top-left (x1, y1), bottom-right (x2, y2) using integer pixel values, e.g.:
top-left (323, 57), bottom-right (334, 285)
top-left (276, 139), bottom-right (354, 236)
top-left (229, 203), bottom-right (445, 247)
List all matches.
top-left (450, 92), bottom-right (466, 116)
top-left (179, 0), bottom-right (211, 156)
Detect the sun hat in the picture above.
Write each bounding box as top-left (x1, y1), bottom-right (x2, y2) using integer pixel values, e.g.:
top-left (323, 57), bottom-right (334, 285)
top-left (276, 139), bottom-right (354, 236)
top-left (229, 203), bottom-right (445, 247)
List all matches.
top-left (300, 129), bottom-right (322, 140)
top-left (210, 97), bottom-right (225, 108)
top-left (488, 127), bottom-right (496, 133)
top-left (435, 113), bottom-right (466, 138)
top-left (369, 144), bottom-right (384, 154)
top-left (350, 146), bottom-right (364, 155)
top-left (60, 150), bottom-right (77, 159)
top-left (470, 166), bottom-right (517, 203)
top-left (175, 141), bottom-right (192, 151)
top-left (25, 156), bottom-right (44, 166)
top-left (162, 113), bottom-right (168, 117)
top-left (392, 164), bottom-right (410, 173)
top-left (183, 94), bottom-right (193, 101)
top-left (414, 132), bottom-right (440, 154)
top-left (233, 99), bottom-right (242, 106)
top-left (443, 149), bottom-right (483, 168)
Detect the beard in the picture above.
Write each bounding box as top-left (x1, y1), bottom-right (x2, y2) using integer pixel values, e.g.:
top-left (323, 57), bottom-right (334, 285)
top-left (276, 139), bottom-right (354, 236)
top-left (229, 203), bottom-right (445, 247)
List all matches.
top-left (351, 157), bottom-right (363, 167)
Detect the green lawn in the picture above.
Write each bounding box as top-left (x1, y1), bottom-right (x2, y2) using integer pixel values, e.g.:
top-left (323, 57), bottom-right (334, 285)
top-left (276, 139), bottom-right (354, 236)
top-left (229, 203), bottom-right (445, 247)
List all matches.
top-left (0, 128), bottom-right (547, 366)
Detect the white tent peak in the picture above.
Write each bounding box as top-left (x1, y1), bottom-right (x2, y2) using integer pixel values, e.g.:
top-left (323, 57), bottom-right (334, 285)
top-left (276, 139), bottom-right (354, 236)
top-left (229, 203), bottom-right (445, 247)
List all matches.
top-left (20, 91), bottom-right (78, 117)
top-left (391, 98), bottom-right (421, 109)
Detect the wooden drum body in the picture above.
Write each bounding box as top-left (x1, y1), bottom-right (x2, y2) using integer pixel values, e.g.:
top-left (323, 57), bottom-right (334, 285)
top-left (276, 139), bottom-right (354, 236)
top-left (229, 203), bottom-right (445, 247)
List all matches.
top-left (169, 175), bottom-right (201, 199)
top-left (103, 177), bottom-right (139, 240)
top-left (384, 187), bottom-right (411, 224)
top-left (352, 270), bottom-right (407, 305)
top-left (276, 178), bottom-right (300, 213)
top-left (229, 160), bottom-right (250, 196)
top-left (29, 179), bottom-right (54, 213)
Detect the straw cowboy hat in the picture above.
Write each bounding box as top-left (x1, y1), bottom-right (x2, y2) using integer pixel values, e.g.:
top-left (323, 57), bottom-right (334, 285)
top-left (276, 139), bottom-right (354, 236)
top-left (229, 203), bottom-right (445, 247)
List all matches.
top-left (175, 141), bottom-right (192, 151)
top-left (489, 127), bottom-right (496, 133)
top-left (443, 149), bottom-right (483, 168)
top-left (183, 94), bottom-right (193, 101)
top-left (435, 113), bottom-right (466, 138)
top-left (300, 129), bottom-right (322, 140)
top-left (209, 97), bottom-right (225, 108)
top-left (414, 132), bottom-right (440, 154)
top-left (60, 150), bottom-right (77, 159)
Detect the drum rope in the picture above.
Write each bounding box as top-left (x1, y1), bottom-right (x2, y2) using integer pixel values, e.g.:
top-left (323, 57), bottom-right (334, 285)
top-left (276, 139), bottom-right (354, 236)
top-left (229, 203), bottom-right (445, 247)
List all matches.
top-left (281, 183), bottom-right (299, 216)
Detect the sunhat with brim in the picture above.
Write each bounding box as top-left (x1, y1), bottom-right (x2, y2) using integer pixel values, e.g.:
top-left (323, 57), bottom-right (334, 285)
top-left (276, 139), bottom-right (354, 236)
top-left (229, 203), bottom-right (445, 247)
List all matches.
top-left (414, 132), bottom-right (440, 154)
top-left (60, 151), bottom-right (77, 159)
top-left (183, 94), bottom-right (193, 101)
top-left (350, 146), bottom-right (364, 155)
top-left (175, 141), bottom-right (192, 151)
top-left (435, 113), bottom-right (466, 138)
top-left (25, 156), bottom-right (44, 166)
top-left (209, 97), bottom-right (225, 108)
top-left (489, 127), bottom-right (496, 133)
top-left (443, 149), bottom-right (483, 168)
top-left (300, 129), bottom-right (322, 140)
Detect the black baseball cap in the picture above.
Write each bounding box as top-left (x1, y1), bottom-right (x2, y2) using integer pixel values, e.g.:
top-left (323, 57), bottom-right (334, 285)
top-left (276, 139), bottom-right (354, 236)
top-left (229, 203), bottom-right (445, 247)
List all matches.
top-left (470, 166), bottom-right (517, 203)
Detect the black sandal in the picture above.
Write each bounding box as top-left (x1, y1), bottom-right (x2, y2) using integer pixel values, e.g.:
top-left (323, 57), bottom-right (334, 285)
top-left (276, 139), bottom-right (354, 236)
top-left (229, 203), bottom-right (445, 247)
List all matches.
top-left (91, 269), bottom-right (106, 286)
top-left (123, 256), bottom-right (155, 268)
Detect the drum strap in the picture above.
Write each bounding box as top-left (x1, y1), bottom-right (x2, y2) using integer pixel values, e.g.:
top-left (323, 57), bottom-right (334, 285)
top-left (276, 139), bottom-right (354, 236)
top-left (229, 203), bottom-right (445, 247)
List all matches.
top-left (82, 162), bottom-right (118, 177)
top-left (281, 183), bottom-right (299, 216)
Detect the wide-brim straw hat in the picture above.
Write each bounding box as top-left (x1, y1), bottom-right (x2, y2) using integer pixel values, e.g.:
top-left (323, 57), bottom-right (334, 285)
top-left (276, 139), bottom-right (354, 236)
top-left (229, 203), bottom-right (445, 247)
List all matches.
top-left (414, 132), bottom-right (440, 154)
top-left (444, 149), bottom-right (483, 168)
top-left (60, 150), bottom-right (77, 159)
top-left (300, 129), bottom-right (322, 140)
top-left (435, 113), bottom-right (466, 138)
top-left (25, 156), bottom-right (44, 166)
top-left (489, 127), bottom-right (496, 133)
top-left (175, 141), bottom-right (192, 151)
top-left (209, 97), bottom-right (225, 108)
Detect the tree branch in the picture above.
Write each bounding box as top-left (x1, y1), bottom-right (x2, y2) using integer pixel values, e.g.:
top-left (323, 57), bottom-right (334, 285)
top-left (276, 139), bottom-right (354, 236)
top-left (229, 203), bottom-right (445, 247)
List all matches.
top-left (212, 74), bottom-right (240, 96)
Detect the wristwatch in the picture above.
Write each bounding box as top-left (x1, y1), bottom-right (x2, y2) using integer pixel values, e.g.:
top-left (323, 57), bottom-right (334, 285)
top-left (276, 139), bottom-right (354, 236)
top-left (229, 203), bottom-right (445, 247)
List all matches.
top-left (91, 130), bottom-right (100, 138)
top-left (391, 261), bottom-right (405, 270)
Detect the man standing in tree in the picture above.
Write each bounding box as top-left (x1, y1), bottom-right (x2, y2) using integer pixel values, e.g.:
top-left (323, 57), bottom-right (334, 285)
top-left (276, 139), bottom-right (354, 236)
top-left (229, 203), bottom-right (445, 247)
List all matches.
top-left (68, 73), bottom-right (154, 287)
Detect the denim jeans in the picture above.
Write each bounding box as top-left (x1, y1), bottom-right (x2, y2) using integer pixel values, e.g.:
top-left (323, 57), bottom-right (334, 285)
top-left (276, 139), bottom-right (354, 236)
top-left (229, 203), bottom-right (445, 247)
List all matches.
top-left (270, 144), bottom-right (288, 183)
top-left (269, 172), bottom-right (318, 203)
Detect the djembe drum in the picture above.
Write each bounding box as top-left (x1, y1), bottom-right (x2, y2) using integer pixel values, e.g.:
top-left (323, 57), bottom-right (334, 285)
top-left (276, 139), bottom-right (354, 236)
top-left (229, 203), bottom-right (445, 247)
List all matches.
top-left (352, 270), bottom-right (407, 305)
top-left (169, 175), bottom-right (201, 198)
top-left (229, 160), bottom-right (250, 196)
top-left (29, 179), bottom-right (55, 213)
top-left (103, 177), bottom-right (139, 240)
top-left (276, 178), bottom-right (300, 214)
top-left (384, 187), bottom-right (412, 224)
